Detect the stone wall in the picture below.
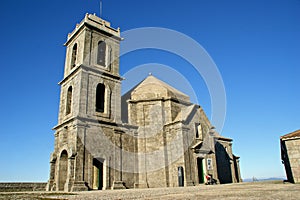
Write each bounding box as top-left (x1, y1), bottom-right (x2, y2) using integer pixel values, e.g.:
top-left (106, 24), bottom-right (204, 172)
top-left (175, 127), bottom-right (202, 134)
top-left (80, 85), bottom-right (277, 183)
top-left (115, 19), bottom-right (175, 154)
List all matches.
top-left (0, 183), bottom-right (47, 192)
top-left (284, 139), bottom-right (300, 183)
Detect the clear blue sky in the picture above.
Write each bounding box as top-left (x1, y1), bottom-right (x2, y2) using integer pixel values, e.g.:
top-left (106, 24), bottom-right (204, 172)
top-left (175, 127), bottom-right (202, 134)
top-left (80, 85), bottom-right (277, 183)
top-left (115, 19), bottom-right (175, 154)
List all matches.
top-left (0, 0), bottom-right (299, 182)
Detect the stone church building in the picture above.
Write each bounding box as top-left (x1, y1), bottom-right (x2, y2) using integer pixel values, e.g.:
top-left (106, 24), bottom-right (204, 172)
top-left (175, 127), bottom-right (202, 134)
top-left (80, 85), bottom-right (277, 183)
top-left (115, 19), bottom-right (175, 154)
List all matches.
top-left (46, 13), bottom-right (242, 192)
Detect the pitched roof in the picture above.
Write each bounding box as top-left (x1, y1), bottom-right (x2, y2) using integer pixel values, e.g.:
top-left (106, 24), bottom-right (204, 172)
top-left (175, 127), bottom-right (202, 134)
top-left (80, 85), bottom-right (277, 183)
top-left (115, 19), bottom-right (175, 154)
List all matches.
top-left (281, 129), bottom-right (300, 140)
top-left (131, 75), bottom-right (190, 102)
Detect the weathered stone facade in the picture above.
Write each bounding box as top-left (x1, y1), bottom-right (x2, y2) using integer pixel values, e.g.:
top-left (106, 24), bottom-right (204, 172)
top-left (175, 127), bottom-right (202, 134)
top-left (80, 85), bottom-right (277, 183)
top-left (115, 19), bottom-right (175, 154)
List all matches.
top-left (281, 129), bottom-right (300, 183)
top-left (47, 13), bottom-right (242, 192)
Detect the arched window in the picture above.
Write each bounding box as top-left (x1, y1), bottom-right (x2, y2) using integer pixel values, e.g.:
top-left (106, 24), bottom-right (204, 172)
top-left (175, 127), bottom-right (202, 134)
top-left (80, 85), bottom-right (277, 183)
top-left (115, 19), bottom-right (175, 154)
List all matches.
top-left (97, 41), bottom-right (106, 66)
top-left (66, 86), bottom-right (72, 115)
top-left (96, 83), bottom-right (105, 113)
top-left (71, 43), bottom-right (77, 69)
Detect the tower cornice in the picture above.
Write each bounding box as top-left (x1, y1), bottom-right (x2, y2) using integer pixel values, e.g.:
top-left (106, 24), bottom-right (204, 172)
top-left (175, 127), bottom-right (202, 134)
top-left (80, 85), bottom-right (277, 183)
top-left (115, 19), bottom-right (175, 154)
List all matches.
top-left (65, 13), bottom-right (121, 46)
top-left (58, 64), bottom-right (122, 85)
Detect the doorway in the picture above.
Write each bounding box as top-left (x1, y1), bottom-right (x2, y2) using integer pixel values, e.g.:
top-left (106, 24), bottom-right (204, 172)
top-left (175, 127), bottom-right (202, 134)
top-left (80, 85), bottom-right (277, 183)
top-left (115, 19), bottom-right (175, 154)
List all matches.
top-left (93, 158), bottom-right (104, 190)
top-left (178, 166), bottom-right (184, 187)
top-left (197, 158), bottom-right (204, 184)
top-left (58, 150), bottom-right (68, 191)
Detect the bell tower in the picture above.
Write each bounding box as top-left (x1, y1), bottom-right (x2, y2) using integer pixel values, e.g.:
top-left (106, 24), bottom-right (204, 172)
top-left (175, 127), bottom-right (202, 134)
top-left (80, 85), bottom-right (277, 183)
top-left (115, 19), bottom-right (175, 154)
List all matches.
top-left (58, 13), bottom-right (122, 124)
top-left (47, 14), bottom-right (124, 192)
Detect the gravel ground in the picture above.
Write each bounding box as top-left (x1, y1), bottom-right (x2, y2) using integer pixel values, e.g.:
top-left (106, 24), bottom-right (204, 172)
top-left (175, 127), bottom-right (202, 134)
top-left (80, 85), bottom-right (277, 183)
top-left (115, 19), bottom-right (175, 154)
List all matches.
top-left (1, 181), bottom-right (299, 200)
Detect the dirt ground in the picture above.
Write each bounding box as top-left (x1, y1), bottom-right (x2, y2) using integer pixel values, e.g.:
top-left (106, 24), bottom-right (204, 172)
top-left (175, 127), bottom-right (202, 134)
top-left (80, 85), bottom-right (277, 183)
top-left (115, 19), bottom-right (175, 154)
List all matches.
top-left (1, 181), bottom-right (299, 200)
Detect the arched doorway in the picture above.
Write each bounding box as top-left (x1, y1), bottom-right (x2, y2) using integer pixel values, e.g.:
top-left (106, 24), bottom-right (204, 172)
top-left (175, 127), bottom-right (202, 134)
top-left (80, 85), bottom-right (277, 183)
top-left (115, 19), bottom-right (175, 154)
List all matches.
top-left (58, 150), bottom-right (68, 191)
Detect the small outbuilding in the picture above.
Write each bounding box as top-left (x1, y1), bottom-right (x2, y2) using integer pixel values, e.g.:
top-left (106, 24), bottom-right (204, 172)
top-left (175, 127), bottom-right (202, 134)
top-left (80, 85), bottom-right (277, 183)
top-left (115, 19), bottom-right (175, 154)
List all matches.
top-left (281, 129), bottom-right (300, 183)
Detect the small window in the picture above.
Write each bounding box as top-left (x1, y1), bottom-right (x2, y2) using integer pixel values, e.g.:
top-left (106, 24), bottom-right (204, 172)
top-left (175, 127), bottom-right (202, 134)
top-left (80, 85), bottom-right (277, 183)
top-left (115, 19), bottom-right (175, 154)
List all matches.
top-left (97, 41), bottom-right (106, 66)
top-left (96, 83), bottom-right (105, 113)
top-left (71, 43), bottom-right (77, 69)
top-left (207, 158), bottom-right (212, 170)
top-left (195, 123), bottom-right (202, 139)
top-left (66, 86), bottom-right (72, 115)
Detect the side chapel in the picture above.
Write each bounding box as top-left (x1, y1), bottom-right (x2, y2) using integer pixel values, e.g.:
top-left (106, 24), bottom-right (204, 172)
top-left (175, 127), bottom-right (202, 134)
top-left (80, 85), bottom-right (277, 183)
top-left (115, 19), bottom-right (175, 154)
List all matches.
top-left (47, 13), bottom-right (242, 191)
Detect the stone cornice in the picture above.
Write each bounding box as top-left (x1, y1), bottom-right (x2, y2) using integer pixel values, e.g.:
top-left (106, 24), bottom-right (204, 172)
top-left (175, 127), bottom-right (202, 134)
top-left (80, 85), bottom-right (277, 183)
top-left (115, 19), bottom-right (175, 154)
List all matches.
top-left (76, 116), bottom-right (138, 130)
top-left (58, 64), bottom-right (122, 85)
top-left (128, 97), bottom-right (192, 106)
top-left (81, 65), bottom-right (122, 81)
top-left (53, 117), bottom-right (76, 130)
top-left (58, 65), bottom-right (81, 85)
top-left (216, 136), bottom-right (233, 142)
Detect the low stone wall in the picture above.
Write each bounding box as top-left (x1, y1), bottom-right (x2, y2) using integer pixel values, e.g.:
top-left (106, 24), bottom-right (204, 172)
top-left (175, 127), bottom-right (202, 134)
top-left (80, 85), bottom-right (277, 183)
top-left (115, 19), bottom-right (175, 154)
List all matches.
top-left (0, 182), bottom-right (47, 192)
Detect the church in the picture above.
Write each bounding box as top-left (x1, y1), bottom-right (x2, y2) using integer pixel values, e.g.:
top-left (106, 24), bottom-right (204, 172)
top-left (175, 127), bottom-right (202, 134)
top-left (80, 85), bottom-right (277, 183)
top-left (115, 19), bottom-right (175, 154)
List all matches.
top-left (46, 13), bottom-right (242, 192)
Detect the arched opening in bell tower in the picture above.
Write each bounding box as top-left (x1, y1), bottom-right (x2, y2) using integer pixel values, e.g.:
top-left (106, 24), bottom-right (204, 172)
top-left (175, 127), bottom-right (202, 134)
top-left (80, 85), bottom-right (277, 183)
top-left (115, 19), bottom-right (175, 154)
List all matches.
top-left (96, 83), bottom-right (105, 113)
top-left (71, 43), bottom-right (77, 69)
top-left (66, 86), bottom-right (72, 115)
top-left (97, 41), bottom-right (106, 66)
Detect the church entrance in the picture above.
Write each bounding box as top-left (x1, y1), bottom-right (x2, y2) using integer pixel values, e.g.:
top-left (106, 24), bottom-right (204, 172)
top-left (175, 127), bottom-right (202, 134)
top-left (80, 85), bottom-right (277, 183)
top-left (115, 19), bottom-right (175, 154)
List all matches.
top-left (197, 158), bottom-right (204, 184)
top-left (58, 150), bottom-right (68, 191)
top-left (93, 158), bottom-right (104, 190)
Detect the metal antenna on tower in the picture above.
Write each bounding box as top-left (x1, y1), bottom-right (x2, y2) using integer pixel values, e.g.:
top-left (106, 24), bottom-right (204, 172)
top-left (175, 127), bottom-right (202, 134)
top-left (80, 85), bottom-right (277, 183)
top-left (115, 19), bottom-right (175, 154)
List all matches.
top-left (100, 0), bottom-right (103, 18)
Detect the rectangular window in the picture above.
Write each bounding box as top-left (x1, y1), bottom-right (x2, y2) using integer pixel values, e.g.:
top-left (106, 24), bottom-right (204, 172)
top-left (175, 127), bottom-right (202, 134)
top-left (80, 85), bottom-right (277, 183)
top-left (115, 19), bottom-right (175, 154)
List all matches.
top-left (207, 158), bottom-right (212, 170)
top-left (195, 123), bottom-right (203, 139)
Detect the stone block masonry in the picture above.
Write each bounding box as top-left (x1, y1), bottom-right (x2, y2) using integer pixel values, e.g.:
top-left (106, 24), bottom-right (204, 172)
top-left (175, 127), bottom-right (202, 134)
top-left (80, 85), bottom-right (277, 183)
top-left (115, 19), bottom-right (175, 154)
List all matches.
top-left (0, 182), bottom-right (47, 192)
